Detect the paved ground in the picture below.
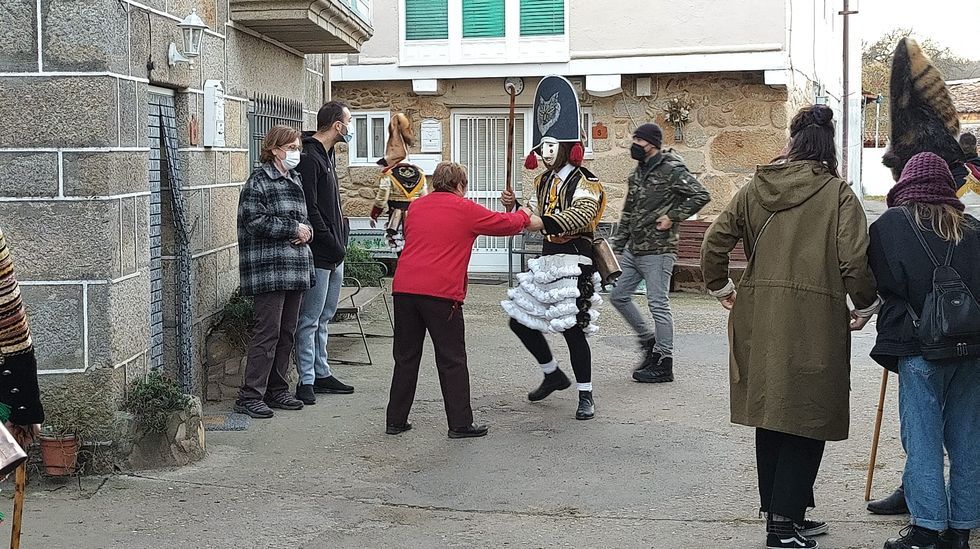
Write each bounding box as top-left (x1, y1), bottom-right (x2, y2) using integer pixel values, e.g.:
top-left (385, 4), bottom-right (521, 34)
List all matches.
top-left (2, 286), bottom-right (917, 548)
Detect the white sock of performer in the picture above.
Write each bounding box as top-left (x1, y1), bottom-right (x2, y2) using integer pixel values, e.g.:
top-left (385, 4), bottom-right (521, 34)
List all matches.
top-left (539, 359), bottom-right (558, 375)
top-left (577, 382), bottom-right (593, 392)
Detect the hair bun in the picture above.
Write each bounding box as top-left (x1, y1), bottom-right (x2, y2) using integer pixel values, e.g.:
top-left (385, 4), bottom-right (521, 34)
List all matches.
top-left (812, 104), bottom-right (834, 126)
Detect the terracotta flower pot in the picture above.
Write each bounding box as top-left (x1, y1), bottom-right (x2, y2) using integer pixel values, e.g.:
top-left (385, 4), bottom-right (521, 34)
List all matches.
top-left (39, 434), bottom-right (79, 476)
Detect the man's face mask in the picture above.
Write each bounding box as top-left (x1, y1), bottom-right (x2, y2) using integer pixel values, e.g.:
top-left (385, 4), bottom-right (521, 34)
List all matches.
top-left (540, 139), bottom-right (560, 167)
top-left (338, 121), bottom-right (353, 144)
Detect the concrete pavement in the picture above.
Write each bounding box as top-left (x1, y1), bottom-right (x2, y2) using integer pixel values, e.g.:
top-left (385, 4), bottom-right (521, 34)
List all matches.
top-left (2, 286), bottom-right (914, 549)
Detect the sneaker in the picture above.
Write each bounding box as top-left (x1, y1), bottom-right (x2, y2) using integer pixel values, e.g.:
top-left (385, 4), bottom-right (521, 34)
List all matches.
top-left (527, 368), bottom-right (571, 402)
top-left (295, 383), bottom-right (316, 405)
top-left (313, 375), bottom-right (355, 394)
top-left (234, 399), bottom-right (274, 419)
top-left (768, 518), bottom-right (818, 549)
top-left (632, 356), bottom-right (674, 383)
top-left (884, 525), bottom-right (941, 549)
top-left (796, 519), bottom-right (829, 537)
top-left (940, 529), bottom-right (971, 549)
top-left (264, 391), bottom-right (304, 410)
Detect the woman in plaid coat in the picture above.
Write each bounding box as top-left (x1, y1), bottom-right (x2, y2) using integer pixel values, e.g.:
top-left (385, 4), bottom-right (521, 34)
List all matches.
top-left (235, 126), bottom-right (315, 419)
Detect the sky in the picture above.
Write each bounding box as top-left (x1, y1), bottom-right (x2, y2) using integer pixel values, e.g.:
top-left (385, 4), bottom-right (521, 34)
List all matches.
top-left (859, 0), bottom-right (980, 60)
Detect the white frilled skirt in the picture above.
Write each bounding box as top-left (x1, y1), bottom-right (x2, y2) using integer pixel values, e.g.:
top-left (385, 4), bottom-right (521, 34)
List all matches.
top-left (501, 254), bottom-right (602, 335)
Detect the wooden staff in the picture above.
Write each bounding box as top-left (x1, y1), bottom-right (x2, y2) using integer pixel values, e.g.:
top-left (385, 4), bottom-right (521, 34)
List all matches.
top-left (504, 82), bottom-right (517, 212)
top-left (865, 369), bottom-right (889, 501)
top-left (9, 462), bottom-right (26, 549)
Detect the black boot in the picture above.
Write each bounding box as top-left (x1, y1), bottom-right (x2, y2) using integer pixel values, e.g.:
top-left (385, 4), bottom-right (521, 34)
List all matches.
top-left (634, 336), bottom-right (658, 371)
top-left (884, 525), bottom-right (941, 549)
top-left (575, 391), bottom-right (595, 420)
top-left (940, 529), bottom-right (971, 549)
top-left (868, 485), bottom-right (909, 515)
top-left (632, 356), bottom-right (674, 383)
top-left (528, 368), bottom-right (571, 402)
top-left (766, 516), bottom-right (817, 549)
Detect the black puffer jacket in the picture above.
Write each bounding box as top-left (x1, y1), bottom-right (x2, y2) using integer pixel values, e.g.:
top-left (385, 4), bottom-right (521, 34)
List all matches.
top-left (297, 133), bottom-right (348, 269)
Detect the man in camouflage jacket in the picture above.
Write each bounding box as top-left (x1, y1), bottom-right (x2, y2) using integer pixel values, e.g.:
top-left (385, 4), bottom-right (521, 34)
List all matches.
top-left (609, 123), bottom-right (710, 383)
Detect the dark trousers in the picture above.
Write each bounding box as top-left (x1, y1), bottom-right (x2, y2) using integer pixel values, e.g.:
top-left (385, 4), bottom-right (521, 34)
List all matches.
top-left (509, 319), bottom-right (592, 384)
top-left (386, 294), bottom-right (474, 430)
top-left (239, 290), bottom-right (304, 402)
top-left (756, 427), bottom-right (826, 523)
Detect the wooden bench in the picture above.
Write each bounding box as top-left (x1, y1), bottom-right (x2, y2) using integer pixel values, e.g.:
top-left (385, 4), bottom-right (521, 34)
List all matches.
top-left (671, 220), bottom-right (748, 292)
top-left (328, 262), bottom-right (394, 366)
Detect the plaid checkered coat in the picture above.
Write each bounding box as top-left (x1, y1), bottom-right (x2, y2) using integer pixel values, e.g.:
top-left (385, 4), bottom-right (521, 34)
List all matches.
top-left (237, 163), bottom-right (314, 296)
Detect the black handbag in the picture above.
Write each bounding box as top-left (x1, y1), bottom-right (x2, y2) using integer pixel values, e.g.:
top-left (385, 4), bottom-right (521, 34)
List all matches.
top-left (902, 207), bottom-right (980, 361)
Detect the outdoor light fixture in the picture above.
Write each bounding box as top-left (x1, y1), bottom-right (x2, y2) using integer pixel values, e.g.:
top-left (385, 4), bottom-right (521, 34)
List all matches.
top-left (169, 9), bottom-right (208, 67)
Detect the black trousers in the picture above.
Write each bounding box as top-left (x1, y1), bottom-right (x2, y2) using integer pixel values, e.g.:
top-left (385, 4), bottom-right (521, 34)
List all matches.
top-left (509, 319), bottom-right (591, 384)
top-left (386, 294), bottom-right (473, 430)
top-left (756, 428), bottom-right (826, 523)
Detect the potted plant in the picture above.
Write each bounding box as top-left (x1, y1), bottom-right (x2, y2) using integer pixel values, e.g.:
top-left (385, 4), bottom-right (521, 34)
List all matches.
top-left (125, 371), bottom-right (190, 437)
top-left (39, 382), bottom-right (115, 476)
top-left (124, 371), bottom-right (200, 468)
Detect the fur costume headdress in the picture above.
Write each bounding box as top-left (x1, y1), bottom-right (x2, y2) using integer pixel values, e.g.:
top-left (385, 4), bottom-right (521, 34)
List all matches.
top-left (377, 112), bottom-right (415, 168)
top-left (882, 38), bottom-right (964, 181)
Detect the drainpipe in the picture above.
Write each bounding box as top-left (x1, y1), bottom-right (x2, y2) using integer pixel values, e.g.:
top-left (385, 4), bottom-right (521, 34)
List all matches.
top-left (841, 0), bottom-right (857, 181)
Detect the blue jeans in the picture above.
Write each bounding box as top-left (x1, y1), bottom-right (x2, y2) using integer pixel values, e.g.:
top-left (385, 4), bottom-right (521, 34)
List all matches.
top-left (294, 264), bottom-right (344, 385)
top-left (610, 250), bottom-right (675, 355)
top-left (899, 355), bottom-right (980, 531)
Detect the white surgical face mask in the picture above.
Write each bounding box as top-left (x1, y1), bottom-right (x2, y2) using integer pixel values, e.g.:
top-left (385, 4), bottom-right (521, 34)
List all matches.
top-left (282, 150), bottom-right (301, 170)
top-left (339, 122), bottom-right (353, 144)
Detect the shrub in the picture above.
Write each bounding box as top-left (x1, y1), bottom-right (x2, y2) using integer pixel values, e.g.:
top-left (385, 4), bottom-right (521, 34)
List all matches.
top-left (125, 371), bottom-right (191, 435)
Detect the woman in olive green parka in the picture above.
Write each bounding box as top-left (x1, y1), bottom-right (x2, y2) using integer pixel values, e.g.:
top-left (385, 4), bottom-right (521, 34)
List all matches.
top-left (700, 105), bottom-right (879, 549)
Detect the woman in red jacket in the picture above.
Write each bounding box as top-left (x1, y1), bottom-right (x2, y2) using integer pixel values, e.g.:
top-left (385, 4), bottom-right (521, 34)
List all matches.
top-left (385, 162), bottom-right (542, 439)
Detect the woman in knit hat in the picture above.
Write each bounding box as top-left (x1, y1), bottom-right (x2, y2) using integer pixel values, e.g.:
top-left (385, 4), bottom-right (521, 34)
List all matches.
top-left (868, 152), bottom-right (980, 549)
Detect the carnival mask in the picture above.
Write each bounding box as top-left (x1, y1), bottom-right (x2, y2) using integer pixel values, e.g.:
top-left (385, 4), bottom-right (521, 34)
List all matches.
top-left (540, 138), bottom-right (560, 167)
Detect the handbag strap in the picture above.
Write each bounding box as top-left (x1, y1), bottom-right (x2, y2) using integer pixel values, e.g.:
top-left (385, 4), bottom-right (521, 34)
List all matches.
top-left (899, 206), bottom-right (955, 326)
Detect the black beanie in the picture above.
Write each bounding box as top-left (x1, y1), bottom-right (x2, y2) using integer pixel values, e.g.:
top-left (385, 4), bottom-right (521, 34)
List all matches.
top-left (633, 123), bottom-right (663, 149)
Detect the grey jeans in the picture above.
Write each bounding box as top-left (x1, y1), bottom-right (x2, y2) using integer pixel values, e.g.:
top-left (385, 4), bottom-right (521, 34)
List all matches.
top-left (610, 249), bottom-right (675, 355)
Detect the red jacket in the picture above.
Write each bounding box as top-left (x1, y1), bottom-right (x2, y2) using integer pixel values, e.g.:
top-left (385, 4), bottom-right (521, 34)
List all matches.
top-left (392, 191), bottom-right (529, 302)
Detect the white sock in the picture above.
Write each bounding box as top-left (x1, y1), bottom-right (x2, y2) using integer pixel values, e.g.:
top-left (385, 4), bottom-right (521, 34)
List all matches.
top-left (539, 360), bottom-right (558, 374)
top-left (577, 382), bottom-right (593, 392)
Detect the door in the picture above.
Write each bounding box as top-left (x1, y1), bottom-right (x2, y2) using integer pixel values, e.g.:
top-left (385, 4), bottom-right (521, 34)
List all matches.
top-left (452, 110), bottom-right (529, 273)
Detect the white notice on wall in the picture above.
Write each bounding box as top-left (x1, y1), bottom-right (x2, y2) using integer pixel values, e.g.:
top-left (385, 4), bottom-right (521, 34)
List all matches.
top-left (420, 119), bottom-right (442, 153)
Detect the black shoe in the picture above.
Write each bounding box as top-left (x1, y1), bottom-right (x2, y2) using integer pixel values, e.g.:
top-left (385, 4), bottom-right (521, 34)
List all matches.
top-left (796, 519), bottom-right (829, 537)
top-left (767, 519), bottom-right (818, 549)
top-left (264, 391), bottom-right (305, 410)
top-left (632, 356), bottom-right (674, 383)
top-left (295, 384), bottom-right (317, 405)
top-left (885, 525), bottom-right (941, 549)
top-left (448, 423), bottom-right (489, 439)
top-left (527, 368), bottom-right (571, 401)
top-left (313, 375), bottom-right (354, 394)
top-left (940, 529), bottom-right (971, 549)
top-left (575, 391), bottom-right (595, 420)
top-left (234, 399), bottom-right (274, 419)
top-left (385, 422), bottom-right (412, 435)
top-left (634, 337), bottom-right (658, 371)
top-left (869, 485), bottom-right (910, 515)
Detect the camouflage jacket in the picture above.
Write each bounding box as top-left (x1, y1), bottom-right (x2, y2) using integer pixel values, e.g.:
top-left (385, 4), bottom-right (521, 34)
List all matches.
top-left (610, 150), bottom-right (710, 255)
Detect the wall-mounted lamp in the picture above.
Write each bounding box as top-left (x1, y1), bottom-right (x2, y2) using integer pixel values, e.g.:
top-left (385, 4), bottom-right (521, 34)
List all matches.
top-left (169, 9), bottom-right (208, 67)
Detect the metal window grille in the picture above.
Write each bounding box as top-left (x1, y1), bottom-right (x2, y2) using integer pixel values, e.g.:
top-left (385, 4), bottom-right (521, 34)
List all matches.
top-left (248, 94), bottom-right (304, 168)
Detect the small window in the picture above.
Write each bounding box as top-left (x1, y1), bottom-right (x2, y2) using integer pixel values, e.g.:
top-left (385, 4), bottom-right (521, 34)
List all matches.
top-left (520, 0), bottom-right (564, 37)
top-left (581, 108), bottom-right (594, 158)
top-left (463, 0), bottom-right (505, 38)
top-left (406, 0), bottom-right (449, 40)
top-left (349, 111), bottom-right (390, 166)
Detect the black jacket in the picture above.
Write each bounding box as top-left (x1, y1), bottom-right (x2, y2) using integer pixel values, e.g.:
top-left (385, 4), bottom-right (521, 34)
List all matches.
top-left (868, 206), bottom-right (980, 371)
top-left (298, 133), bottom-right (348, 269)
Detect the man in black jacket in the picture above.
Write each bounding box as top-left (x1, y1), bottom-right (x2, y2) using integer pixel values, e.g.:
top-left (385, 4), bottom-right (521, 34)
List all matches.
top-left (293, 101), bottom-right (355, 405)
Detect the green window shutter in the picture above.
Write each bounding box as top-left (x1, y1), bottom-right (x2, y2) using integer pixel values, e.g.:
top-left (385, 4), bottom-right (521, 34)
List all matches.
top-left (463, 0), bottom-right (505, 38)
top-left (520, 0), bottom-right (564, 36)
top-left (406, 0), bottom-right (449, 40)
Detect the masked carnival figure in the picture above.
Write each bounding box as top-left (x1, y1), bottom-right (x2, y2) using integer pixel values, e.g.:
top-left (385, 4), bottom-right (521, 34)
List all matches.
top-left (370, 113), bottom-right (428, 253)
top-left (501, 75), bottom-right (606, 421)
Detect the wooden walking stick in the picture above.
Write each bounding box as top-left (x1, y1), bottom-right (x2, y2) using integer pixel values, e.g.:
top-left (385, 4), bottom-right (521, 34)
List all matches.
top-left (502, 78), bottom-right (524, 212)
top-left (865, 369), bottom-right (890, 501)
top-left (9, 462), bottom-right (26, 549)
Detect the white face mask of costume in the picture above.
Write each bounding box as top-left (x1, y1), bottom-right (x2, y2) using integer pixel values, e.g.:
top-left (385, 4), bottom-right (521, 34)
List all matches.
top-left (540, 138), bottom-right (560, 167)
top-left (282, 150), bottom-right (301, 170)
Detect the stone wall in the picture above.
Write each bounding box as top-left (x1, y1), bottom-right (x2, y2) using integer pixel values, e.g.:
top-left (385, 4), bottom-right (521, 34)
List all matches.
top-left (333, 73), bottom-right (798, 219)
top-left (0, 1), bottom-right (325, 405)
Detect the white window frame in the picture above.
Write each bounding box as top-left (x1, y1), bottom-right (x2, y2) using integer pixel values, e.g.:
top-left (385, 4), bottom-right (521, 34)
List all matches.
top-left (348, 111), bottom-right (391, 167)
top-left (581, 107), bottom-right (594, 159)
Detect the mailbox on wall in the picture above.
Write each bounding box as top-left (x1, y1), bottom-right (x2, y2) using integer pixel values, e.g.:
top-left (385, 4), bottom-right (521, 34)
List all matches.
top-left (203, 79), bottom-right (225, 148)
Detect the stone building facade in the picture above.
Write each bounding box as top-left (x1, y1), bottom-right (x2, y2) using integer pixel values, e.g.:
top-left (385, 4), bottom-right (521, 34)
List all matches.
top-left (0, 0), bottom-right (371, 410)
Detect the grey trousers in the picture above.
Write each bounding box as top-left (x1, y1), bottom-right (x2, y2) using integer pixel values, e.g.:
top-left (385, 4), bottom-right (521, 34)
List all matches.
top-left (239, 289), bottom-right (304, 402)
top-left (610, 249), bottom-right (676, 355)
